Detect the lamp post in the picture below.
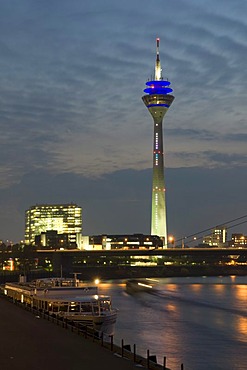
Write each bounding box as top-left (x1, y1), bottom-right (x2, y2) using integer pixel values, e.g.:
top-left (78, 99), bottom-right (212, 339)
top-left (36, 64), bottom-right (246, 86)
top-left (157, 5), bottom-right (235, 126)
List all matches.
top-left (168, 235), bottom-right (175, 248)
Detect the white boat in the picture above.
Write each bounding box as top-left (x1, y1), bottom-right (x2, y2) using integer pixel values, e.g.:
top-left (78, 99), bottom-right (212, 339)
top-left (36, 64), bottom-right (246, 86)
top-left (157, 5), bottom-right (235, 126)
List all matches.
top-left (3, 277), bottom-right (117, 336)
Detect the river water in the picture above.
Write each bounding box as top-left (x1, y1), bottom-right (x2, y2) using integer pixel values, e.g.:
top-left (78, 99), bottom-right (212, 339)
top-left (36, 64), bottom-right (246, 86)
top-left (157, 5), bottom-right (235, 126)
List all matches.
top-left (99, 276), bottom-right (247, 370)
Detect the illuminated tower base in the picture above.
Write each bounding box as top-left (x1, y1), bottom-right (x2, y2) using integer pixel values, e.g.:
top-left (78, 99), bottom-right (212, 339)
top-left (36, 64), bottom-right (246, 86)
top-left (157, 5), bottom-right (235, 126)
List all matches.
top-left (142, 39), bottom-right (174, 247)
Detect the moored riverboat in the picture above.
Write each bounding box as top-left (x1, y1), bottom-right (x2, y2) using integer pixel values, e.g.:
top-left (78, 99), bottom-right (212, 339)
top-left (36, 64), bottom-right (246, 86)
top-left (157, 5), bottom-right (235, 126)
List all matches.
top-left (3, 277), bottom-right (117, 336)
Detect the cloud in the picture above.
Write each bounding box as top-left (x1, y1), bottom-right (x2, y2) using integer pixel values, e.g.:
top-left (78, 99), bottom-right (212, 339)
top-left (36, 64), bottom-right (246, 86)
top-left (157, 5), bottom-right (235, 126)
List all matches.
top-left (170, 150), bottom-right (247, 168)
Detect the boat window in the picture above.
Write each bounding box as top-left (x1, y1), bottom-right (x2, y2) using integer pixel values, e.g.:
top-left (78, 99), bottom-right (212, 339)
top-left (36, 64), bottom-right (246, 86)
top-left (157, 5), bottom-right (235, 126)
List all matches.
top-left (80, 303), bottom-right (92, 313)
top-left (100, 300), bottom-right (111, 311)
top-left (59, 302), bottom-right (68, 312)
top-left (52, 303), bottom-right (59, 312)
top-left (92, 302), bottom-right (99, 314)
top-left (69, 302), bottom-right (80, 312)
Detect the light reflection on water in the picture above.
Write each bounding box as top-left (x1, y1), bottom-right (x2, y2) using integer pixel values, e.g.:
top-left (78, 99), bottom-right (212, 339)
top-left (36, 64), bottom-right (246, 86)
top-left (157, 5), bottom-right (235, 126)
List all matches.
top-left (100, 276), bottom-right (247, 370)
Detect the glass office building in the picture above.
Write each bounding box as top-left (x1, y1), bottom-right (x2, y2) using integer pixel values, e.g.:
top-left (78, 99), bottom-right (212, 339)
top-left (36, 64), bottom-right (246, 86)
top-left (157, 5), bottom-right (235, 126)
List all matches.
top-left (25, 204), bottom-right (82, 247)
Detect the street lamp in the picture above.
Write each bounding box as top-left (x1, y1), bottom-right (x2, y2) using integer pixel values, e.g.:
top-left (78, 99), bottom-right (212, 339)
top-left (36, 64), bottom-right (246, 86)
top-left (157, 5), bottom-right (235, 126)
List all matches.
top-left (168, 235), bottom-right (175, 247)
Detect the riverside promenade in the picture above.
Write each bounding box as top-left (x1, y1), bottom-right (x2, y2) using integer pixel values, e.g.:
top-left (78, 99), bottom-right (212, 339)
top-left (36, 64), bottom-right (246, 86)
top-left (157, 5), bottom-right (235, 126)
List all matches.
top-left (0, 296), bottom-right (147, 370)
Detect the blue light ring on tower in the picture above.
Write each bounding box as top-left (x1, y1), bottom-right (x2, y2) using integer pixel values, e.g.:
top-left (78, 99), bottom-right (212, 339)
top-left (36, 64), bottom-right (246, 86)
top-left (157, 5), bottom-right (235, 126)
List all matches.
top-left (144, 87), bottom-right (173, 95)
top-left (146, 80), bottom-right (171, 87)
top-left (147, 104), bottom-right (169, 108)
top-left (144, 80), bottom-right (173, 95)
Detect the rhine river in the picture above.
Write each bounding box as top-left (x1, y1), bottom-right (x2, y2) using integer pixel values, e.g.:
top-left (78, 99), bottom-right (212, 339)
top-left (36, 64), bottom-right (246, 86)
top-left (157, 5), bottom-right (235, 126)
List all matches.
top-left (99, 276), bottom-right (247, 370)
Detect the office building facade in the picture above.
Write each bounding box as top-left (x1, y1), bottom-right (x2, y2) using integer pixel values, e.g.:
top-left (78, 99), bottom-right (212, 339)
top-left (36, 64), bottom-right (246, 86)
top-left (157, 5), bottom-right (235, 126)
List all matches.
top-left (203, 226), bottom-right (227, 247)
top-left (25, 204), bottom-right (82, 247)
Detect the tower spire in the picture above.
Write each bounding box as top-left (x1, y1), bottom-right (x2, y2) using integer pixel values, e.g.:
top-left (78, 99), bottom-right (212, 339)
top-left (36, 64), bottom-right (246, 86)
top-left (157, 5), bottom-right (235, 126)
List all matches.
top-left (155, 38), bottom-right (162, 81)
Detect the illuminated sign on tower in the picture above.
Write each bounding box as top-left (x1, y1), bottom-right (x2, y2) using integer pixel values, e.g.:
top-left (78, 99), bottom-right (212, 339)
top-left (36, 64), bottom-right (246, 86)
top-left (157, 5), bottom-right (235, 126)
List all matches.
top-left (142, 38), bottom-right (174, 247)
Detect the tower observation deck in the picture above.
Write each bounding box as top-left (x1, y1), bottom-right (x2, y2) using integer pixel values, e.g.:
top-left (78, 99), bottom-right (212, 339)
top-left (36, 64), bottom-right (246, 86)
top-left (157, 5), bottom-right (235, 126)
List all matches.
top-left (142, 38), bottom-right (174, 248)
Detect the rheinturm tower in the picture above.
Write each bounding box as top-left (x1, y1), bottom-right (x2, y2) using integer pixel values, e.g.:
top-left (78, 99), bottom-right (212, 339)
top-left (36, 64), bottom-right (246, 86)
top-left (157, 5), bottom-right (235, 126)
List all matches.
top-left (142, 38), bottom-right (174, 247)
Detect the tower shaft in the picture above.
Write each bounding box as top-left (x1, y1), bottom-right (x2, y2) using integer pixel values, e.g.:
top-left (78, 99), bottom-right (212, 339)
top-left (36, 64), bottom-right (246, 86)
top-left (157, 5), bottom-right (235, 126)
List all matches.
top-left (151, 110), bottom-right (166, 240)
top-left (143, 98), bottom-right (174, 245)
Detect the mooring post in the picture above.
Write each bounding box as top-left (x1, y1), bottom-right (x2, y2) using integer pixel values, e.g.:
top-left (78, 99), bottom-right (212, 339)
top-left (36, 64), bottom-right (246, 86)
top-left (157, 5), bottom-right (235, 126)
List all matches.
top-left (163, 356), bottom-right (166, 369)
top-left (147, 349), bottom-right (150, 369)
top-left (121, 339), bottom-right (124, 357)
top-left (181, 363), bottom-right (184, 370)
top-left (110, 335), bottom-right (113, 351)
top-left (133, 344), bottom-right (136, 362)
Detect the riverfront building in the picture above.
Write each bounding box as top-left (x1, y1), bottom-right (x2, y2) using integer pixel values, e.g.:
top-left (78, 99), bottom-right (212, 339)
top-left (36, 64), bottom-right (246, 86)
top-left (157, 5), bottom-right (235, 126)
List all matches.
top-left (230, 233), bottom-right (247, 247)
top-left (202, 226), bottom-right (228, 247)
top-left (81, 234), bottom-right (163, 250)
top-left (142, 39), bottom-right (174, 247)
top-left (25, 204), bottom-right (82, 248)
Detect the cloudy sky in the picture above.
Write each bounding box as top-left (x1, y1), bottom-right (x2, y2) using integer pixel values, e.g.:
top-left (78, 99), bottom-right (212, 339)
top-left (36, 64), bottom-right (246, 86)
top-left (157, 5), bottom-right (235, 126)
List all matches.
top-left (0, 0), bottom-right (246, 243)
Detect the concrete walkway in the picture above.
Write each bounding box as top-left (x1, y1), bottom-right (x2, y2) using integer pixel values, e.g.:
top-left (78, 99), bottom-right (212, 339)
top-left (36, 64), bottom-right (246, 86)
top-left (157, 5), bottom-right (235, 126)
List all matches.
top-left (0, 296), bottom-right (146, 370)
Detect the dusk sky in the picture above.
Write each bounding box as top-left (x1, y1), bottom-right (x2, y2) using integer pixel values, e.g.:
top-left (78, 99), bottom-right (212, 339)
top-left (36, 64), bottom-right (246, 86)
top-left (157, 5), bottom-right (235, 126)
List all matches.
top-left (0, 0), bottom-right (247, 243)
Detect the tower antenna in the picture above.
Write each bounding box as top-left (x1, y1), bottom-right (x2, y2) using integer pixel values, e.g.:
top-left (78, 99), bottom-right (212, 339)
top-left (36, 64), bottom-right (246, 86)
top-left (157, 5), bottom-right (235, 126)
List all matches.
top-left (155, 38), bottom-right (162, 80)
